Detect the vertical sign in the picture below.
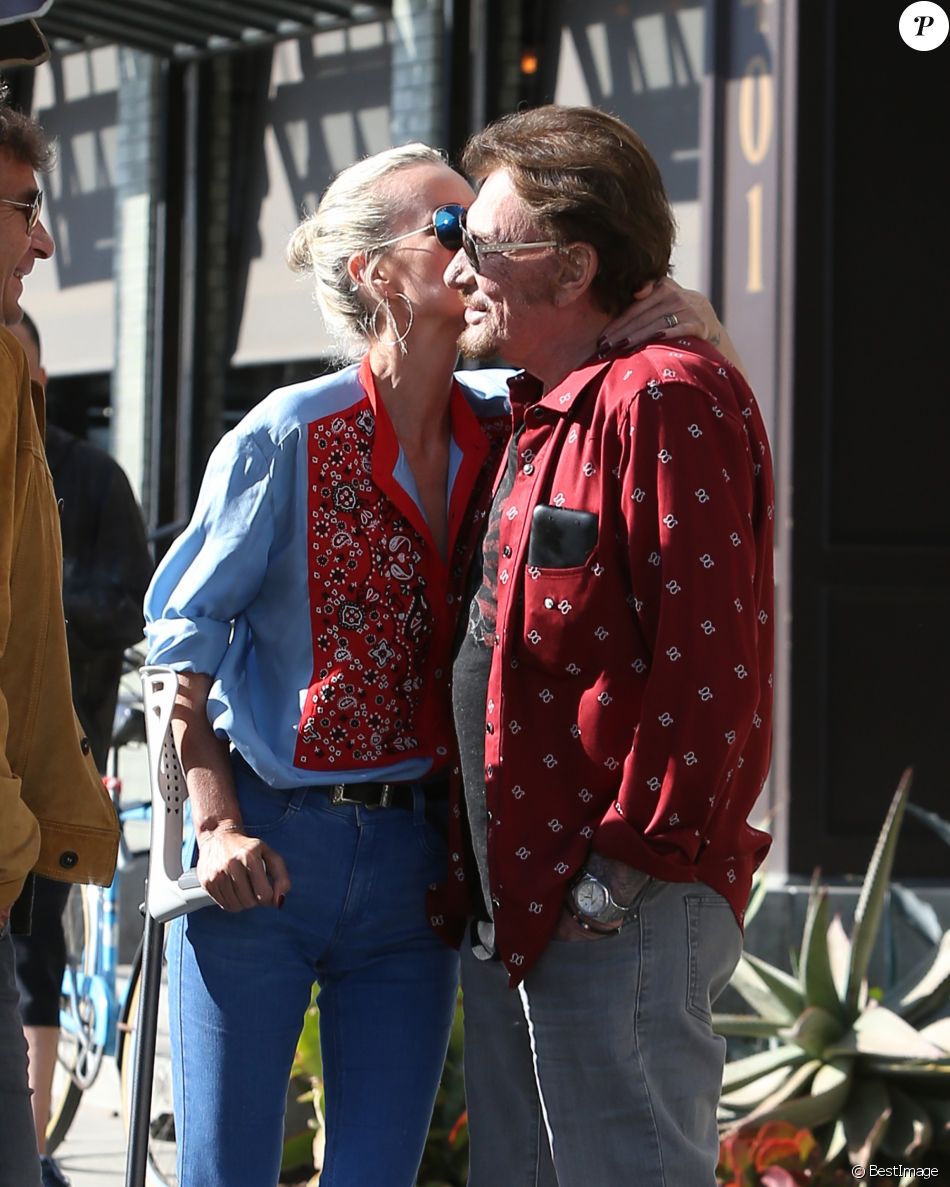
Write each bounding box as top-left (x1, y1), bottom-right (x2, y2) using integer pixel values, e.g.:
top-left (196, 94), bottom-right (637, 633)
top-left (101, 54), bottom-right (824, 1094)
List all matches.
top-left (720, 0), bottom-right (781, 440)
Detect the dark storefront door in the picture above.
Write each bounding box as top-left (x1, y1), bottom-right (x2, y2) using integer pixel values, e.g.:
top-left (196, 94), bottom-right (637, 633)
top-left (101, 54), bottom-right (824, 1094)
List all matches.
top-left (788, 0), bottom-right (950, 878)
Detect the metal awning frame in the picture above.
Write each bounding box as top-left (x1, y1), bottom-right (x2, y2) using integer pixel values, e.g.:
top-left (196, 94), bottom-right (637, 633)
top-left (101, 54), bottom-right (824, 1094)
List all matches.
top-left (38, 0), bottom-right (391, 60)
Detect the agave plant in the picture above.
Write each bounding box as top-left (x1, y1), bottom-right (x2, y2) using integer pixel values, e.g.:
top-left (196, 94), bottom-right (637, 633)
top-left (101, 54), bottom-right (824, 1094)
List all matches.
top-left (714, 770), bottom-right (950, 1177)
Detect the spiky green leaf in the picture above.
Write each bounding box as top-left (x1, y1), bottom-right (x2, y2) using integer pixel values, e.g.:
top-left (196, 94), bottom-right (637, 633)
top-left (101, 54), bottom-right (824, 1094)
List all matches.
top-left (880, 1086), bottom-right (934, 1160)
top-left (827, 913), bottom-right (852, 1002)
top-left (720, 1065), bottom-right (798, 1110)
top-left (799, 878), bottom-right (844, 1018)
top-left (891, 883), bottom-right (944, 946)
top-left (744, 868), bottom-right (769, 927)
top-left (729, 956), bottom-right (801, 1024)
top-left (842, 1078), bottom-right (891, 1167)
top-left (741, 951), bottom-right (806, 1019)
top-left (863, 1058), bottom-right (950, 1081)
top-left (721, 1043), bottom-right (808, 1093)
top-left (880, 931), bottom-right (950, 1025)
top-left (740, 1060), bottom-right (851, 1131)
top-left (712, 1013), bottom-right (786, 1039)
top-left (826, 1005), bottom-right (949, 1061)
top-left (778, 1005), bottom-right (845, 1059)
top-left (823, 1118), bottom-right (848, 1164)
top-left (845, 772), bottom-right (912, 1016)
top-left (906, 801), bottom-right (950, 847)
top-left (723, 1059), bottom-right (820, 1129)
top-left (919, 1018), bottom-right (950, 1054)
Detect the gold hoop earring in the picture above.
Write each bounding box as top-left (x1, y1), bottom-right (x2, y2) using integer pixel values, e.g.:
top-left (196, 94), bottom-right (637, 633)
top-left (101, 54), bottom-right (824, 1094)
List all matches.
top-left (371, 293), bottom-right (414, 354)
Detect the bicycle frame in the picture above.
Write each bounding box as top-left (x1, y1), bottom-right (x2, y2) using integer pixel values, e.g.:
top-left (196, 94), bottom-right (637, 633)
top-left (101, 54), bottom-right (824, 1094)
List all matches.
top-left (58, 788), bottom-right (152, 1083)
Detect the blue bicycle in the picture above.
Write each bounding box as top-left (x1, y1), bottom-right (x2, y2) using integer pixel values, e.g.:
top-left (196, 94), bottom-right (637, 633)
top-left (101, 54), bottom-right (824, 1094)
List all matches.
top-left (45, 650), bottom-right (178, 1184)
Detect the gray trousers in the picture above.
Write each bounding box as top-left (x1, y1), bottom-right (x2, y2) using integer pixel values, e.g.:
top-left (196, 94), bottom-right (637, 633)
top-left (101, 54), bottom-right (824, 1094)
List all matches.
top-left (460, 879), bottom-right (742, 1187)
top-left (0, 925), bottom-right (41, 1187)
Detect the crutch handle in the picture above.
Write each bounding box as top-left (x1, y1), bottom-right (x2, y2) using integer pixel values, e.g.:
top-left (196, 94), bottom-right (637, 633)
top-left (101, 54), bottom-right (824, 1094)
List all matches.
top-left (140, 665), bottom-right (216, 923)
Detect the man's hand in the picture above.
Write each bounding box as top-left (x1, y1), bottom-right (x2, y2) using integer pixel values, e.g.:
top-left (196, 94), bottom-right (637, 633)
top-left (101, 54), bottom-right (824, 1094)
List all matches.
top-left (585, 853), bottom-right (651, 908)
top-left (196, 826), bottom-right (292, 913)
top-left (553, 904), bottom-right (620, 943)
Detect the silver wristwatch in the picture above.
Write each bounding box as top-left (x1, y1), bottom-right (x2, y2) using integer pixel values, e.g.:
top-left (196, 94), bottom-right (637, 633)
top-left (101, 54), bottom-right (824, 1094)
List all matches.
top-left (569, 871), bottom-right (630, 927)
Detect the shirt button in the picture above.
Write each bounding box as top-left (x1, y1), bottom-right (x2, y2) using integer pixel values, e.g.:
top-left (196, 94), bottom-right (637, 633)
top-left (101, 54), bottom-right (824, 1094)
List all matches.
top-left (486, 723), bottom-right (493, 734)
top-left (523, 463), bottom-right (534, 476)
top-left (59, 851), bottom-right (79, 870)
top-left (543, 597), bottom-right (555, 609)
top-left (502, 545), bottom-right (511, 558)
top-left (435, 668), bottom-right (443, 679)
top-left (491, 895), bottom-right (501, 909)
top-left (446, 594), bottom-right (454, 605)
top-left (486, 764), bottom-right (494, 778)
top-left (80, 737), bottom-right (91, 755)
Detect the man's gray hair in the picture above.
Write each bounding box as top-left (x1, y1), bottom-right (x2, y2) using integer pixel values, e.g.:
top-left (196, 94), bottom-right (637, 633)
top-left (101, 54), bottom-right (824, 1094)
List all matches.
top-left (287, 142), bottom-right (445, 360)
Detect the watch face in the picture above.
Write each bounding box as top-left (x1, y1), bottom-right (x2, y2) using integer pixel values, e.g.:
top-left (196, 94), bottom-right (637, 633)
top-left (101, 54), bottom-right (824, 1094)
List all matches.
top-left (575, 877), bottom-right (608, 916)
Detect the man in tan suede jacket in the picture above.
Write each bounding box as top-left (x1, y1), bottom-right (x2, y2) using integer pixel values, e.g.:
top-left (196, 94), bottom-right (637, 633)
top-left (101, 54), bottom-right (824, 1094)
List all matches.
top-left (1, 70), bottom-right (119, 1185)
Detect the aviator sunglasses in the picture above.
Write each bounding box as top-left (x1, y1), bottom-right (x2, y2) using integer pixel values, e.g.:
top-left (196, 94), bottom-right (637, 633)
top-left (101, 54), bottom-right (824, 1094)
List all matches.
top-left (377, 203), bottom-right (556, 273)
top-left (0, 189), bottom-right (43, 234)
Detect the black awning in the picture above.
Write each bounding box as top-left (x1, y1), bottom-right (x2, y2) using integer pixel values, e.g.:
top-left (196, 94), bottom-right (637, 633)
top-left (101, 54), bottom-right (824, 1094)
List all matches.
top-left (37, 0), bottom-right (391, 59)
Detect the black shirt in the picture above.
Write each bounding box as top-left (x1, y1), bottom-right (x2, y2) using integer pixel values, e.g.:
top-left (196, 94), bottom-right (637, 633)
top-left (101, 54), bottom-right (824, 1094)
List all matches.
top-left (452, 426), bottom-right (523, 920)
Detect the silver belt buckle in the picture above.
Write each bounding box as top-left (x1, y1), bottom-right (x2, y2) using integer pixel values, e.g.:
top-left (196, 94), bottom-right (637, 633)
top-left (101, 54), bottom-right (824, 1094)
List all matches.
top-left (330, 783), bottom-right (392, 808)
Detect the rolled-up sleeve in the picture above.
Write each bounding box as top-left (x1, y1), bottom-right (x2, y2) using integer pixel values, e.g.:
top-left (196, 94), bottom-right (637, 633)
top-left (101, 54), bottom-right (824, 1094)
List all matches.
top-left (145, 432), bottom-right (275, 676)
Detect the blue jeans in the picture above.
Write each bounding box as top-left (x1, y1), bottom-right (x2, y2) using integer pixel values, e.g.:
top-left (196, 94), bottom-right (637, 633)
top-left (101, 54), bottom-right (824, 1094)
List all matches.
top-left (168, 758), bottom-right (459, 1187)
top-left (460, 878), bottom-right (742, 1187)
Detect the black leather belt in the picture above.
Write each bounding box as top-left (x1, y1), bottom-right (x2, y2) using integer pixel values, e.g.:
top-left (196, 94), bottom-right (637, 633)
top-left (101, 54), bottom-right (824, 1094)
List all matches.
top-left (327, 775), bottom-right (448, 811)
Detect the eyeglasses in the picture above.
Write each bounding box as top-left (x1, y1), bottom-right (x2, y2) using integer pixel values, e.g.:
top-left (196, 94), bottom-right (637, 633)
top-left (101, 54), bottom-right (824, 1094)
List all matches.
top-left (458, 210), bottom-right (557, 274)
top-left (0, 190), bottom-right (43, 234)
top-left (376, 203), bottom-right (557, 273)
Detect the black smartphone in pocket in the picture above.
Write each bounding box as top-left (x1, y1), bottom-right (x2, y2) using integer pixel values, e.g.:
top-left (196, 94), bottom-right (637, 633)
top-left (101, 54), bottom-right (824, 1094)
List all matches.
top-left (527, 505), bottom-right (598, 568)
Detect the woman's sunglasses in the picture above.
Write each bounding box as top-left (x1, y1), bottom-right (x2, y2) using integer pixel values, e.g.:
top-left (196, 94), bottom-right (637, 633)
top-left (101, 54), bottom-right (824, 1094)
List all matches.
top-left (377, 204), bottom-right (556, 274)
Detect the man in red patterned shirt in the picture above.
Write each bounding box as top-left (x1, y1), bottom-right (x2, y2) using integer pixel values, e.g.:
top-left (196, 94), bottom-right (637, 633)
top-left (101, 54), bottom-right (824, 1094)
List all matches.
top-left (437, 106), bottom-right (775, 1187)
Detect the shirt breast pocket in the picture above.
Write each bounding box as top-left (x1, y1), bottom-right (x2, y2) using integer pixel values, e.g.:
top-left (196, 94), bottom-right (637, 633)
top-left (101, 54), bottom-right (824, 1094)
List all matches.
top-left (521, 506), bottom-right (600, 671)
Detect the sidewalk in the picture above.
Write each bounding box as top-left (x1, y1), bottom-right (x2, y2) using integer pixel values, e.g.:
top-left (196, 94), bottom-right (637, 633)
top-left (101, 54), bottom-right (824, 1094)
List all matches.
top-left (52, 1055), bottom-right (129, 1184)
top-left (48, 757), bottom-right (171, 1185)
top-left (52, 955), bottom-right (174, 1187)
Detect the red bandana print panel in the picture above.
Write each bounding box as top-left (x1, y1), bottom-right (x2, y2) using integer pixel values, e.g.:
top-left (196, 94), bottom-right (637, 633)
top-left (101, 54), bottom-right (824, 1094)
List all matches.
top-left (293, 400), bottom-right (436, 769)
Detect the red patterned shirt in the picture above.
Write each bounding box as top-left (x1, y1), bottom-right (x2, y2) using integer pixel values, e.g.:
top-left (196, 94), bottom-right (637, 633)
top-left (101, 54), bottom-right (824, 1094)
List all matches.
top-left (431, 340), bottom-right (774, 983)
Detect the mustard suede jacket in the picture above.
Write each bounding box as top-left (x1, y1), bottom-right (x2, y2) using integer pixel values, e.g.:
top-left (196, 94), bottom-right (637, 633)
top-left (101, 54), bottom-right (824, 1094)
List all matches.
top-left (0, 326), bottom-right (119, 907)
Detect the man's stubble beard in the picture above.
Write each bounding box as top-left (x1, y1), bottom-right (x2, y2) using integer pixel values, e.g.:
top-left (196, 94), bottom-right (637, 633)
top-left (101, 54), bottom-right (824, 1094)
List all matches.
top-left (456, 322), bottom-right (498, 361)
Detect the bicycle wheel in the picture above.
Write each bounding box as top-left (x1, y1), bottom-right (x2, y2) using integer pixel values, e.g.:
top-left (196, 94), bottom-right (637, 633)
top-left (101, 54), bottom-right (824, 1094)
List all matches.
top-left (118, 942), bottom-right (178, 1187)
top-left (47, 885), bottom-right (95, 1153)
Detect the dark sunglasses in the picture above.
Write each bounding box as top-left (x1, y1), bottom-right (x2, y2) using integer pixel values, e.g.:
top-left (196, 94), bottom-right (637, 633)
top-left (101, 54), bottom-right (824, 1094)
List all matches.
top-left (377, 204), bottom-right (466, 253)
top-left (378, 203), bottom-right (556, 273)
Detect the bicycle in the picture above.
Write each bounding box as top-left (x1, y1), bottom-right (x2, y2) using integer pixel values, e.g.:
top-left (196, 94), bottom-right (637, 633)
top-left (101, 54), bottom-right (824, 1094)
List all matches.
top-left (45, 648), bottom-right (167, 1160)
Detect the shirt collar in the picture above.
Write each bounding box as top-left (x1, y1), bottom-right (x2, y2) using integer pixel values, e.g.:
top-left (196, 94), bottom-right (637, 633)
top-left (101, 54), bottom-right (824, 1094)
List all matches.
top-left (506, 356), bottom-right (613, 420)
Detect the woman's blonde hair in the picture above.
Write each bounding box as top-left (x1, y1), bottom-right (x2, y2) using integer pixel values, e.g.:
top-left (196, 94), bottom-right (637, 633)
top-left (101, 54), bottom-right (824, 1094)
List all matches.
top-left (287, 142), bottom-right (446, 359)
